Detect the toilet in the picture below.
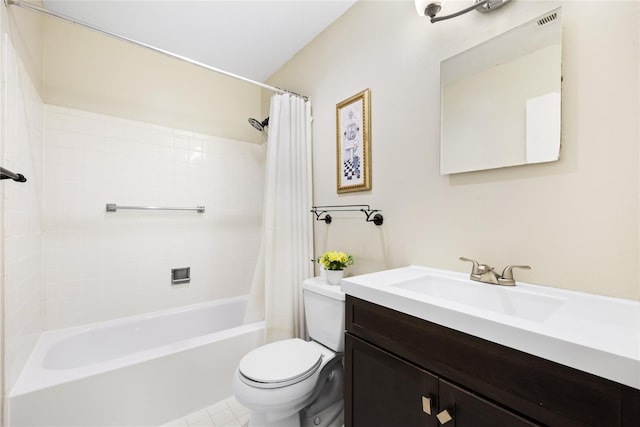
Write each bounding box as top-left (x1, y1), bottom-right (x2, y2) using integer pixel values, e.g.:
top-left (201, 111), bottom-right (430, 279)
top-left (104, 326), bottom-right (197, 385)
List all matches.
top-left (233, 278), bottom-right (345, 427)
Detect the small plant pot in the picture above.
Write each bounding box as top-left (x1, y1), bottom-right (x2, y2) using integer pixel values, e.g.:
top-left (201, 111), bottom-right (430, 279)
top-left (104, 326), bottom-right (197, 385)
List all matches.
top-left (325, 269), bottom-right (344, 285)
top-left (319, 265), bottom-right (327, 282)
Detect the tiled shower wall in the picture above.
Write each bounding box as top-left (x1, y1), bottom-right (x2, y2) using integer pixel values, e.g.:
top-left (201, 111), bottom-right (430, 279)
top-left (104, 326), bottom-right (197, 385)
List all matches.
top-left (43, 106), bottom-right (265, 329)
top-left (1, 35), bottom-right (45, 394)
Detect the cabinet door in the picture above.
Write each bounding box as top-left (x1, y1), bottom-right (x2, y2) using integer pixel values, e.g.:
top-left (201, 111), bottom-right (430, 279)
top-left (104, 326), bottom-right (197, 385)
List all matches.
top-left (345, 334), bottom-right (439, 427)
top-left (438, 379), bottom-right (542, 427)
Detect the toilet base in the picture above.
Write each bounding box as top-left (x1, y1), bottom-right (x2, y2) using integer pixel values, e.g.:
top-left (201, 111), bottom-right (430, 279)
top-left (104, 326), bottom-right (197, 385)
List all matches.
top-left (243, 362), bottom-right (344, 427)
top-left (301, 399), bottom-right (343, 427)
top-left (246, 401), bottom-right (343, 427)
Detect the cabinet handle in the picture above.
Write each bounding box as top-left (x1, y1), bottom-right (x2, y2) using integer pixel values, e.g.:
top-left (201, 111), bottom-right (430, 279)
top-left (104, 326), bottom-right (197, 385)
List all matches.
top-left (436, 409), bottom-right (453, 424)
top-left (421, 396), bottom-right (432, 415)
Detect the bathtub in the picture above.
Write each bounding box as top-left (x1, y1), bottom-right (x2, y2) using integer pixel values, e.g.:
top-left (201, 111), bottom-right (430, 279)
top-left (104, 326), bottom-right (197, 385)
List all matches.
top-left (8, 296), bottom-right (265, 426)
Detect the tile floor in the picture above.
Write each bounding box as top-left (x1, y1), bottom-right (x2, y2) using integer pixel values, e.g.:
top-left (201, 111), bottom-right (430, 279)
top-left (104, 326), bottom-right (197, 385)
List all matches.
top-left (160, 396), bottom-right (249, 427)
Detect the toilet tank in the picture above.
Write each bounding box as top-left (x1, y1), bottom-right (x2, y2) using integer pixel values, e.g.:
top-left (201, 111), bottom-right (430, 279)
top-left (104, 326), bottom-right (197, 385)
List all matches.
top-left (302, 278), bottom-right (345, 352)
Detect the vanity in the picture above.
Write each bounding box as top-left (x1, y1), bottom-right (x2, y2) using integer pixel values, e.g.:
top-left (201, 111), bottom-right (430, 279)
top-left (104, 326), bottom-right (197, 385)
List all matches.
top-left (341, 266), bottom-right (640, 426)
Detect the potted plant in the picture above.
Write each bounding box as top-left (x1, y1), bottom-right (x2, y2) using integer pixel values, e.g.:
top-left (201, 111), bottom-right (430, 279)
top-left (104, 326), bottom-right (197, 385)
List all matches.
top-left (318, 251), bottom-right (354, 285)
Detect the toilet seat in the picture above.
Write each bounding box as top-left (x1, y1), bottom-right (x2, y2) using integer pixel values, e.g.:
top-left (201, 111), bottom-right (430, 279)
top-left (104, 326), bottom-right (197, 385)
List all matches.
top-left (238, 338), bottom-right (323, 389)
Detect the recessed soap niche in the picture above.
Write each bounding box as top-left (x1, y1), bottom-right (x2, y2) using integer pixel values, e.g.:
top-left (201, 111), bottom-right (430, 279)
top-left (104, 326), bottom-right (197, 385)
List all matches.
top-left (171, 267), bottom-right (191, 285)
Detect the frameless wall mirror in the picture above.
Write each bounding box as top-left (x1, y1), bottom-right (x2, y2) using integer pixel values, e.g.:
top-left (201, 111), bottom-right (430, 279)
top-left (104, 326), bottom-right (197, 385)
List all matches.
top-left (440, 8), bottom-right (562, 174)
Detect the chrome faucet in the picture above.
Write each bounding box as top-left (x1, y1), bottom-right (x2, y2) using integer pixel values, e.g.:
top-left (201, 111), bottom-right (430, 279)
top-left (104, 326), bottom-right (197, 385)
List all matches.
top-left (459, 257), bottom-right (531, 286)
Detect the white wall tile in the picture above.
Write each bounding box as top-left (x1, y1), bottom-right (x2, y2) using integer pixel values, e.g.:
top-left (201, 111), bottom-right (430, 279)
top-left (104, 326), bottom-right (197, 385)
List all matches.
top-left (43, 107), bottom-right (265, 329)
top-left (1, 37), bottom-right (45, 394)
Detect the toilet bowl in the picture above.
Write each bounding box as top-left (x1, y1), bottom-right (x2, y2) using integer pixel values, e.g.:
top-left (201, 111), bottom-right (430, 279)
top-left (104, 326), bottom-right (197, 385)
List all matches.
top-left (233, 278), bottom-right (345, 427)
top-left (233, 339), bottom-right (343, 427)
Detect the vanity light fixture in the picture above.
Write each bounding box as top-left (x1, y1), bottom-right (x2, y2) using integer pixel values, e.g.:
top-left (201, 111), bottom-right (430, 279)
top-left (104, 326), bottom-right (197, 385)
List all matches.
top-left (415, 0), bottom-right (511, 23)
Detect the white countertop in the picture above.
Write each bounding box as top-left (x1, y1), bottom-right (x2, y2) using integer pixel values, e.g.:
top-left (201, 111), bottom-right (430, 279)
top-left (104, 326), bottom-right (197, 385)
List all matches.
top-left (341, 265), bottom-right (640, 389)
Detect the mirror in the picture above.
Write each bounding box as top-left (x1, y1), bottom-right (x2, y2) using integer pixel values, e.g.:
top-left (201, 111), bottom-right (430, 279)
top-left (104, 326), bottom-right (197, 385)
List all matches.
top-left (440, 8), bottom-right (562, 175)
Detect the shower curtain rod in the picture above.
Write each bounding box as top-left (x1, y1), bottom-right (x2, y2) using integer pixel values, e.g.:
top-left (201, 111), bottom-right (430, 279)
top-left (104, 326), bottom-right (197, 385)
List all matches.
top-left (5, 0), bottom-right (308, 100)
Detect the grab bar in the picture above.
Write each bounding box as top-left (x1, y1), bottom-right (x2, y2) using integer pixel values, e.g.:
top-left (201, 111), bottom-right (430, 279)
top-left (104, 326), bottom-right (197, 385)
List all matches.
top-left (0, 166), bottom-right (27, 183)
top-left (106, 204), bottom-right (205, 213)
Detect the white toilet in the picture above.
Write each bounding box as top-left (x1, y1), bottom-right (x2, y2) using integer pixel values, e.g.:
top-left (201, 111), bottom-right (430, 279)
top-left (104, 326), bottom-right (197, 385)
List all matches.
top-left (233, 278), bottom-right (345, 427)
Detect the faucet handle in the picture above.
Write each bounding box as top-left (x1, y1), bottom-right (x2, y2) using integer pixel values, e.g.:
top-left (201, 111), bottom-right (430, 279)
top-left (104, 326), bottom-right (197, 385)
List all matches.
top-left (501, 265), bottom-right (532, 279)
top-left (498, 265), bottom-right (531, 285)
top-left (459, 257), bottom-right (493, 275)
top-left (459, 257), bottom-right (481, 274)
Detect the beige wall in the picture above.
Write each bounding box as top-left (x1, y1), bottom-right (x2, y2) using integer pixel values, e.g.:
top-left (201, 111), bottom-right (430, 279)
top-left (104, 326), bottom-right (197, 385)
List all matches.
top-left (3, 0), bottom-right (44, 94)
top-left (43, 17), bottom-right (265, 144)
top-left (268, 1), bottom-right (640, 300)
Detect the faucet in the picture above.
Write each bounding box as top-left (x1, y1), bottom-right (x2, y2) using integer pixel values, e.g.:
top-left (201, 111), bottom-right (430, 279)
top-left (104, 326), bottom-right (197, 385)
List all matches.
top-left (459, 257), bottom-right (531, 286)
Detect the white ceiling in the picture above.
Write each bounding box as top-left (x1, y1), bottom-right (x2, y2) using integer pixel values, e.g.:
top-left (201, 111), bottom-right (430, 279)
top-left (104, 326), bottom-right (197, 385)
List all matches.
top-left (42, 0), bottom-right (357, 82)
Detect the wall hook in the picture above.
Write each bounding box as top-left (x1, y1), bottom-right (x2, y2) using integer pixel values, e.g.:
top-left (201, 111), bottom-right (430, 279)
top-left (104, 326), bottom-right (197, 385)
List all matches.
top-left (363, 209), bottom-right (384, 226)
top-left (312, 208), bottom-right (332, 224)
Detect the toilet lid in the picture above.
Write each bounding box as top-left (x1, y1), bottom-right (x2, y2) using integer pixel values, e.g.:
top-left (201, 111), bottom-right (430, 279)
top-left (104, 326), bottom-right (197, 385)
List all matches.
top-left (238, 338), bottom-right (323, 387)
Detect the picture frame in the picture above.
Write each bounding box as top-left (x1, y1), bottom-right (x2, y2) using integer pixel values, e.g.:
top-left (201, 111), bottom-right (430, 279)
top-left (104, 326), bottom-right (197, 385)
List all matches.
top-left (336, 88), bottom-right (371, 193)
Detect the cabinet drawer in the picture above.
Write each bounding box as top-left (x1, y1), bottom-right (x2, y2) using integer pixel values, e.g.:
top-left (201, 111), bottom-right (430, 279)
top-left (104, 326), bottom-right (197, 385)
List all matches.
top-left (346, 296), bottom-right (637, 426)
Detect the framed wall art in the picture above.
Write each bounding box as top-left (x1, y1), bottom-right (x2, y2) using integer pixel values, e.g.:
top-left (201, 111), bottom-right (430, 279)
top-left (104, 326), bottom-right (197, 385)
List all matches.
top-left (336, 89), bottom-right (370, 193)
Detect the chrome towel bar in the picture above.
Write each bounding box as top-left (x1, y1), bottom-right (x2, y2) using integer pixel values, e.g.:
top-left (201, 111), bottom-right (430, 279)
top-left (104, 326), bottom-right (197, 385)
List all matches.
top-left (106, 204), bottom-right (205, 213)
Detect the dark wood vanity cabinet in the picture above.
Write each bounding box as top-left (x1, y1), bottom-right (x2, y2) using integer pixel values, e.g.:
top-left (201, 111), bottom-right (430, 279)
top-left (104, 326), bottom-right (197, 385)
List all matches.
top-left (347, 334), bottom-right (540, 427)
top-left (344, 296), bottom-right (640, 427)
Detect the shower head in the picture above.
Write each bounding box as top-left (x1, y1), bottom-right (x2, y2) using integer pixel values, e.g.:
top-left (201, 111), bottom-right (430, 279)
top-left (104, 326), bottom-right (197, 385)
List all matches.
top-left (248, 118), bottom-right (263, 131)
top-left (248, 116), bottom-right (269, 143)
top-left (248, 117), bottom-right (269, 132)
top-left (249, 117), bottom-right (269, 131)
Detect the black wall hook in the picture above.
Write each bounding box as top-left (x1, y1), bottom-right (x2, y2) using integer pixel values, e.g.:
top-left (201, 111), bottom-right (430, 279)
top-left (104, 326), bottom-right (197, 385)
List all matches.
top-left (312, 210), bottom-right (332, 224)
top-left (363, 210), bottom-right (384, 226)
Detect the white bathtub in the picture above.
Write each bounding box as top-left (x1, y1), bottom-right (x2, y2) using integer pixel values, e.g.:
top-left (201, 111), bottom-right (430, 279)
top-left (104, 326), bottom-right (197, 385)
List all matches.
top-left (8, 296), bottom-right (265, 426)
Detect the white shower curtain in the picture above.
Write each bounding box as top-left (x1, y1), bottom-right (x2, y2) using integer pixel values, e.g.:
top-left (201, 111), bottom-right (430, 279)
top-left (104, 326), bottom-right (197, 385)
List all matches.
top-left (244, 93), bottom-right (314, 343)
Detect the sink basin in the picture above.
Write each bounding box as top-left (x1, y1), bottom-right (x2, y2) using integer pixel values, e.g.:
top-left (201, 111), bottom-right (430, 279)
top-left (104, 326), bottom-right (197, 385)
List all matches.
top-left (341, 265), bottom-right (640, 389)
top-left (391, 276), bottom-right (564, 321)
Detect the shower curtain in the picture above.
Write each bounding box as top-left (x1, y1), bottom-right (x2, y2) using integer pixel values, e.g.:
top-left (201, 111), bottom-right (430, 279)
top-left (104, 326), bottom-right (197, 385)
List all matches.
top-left (244, 93), bottom-right (313, 343)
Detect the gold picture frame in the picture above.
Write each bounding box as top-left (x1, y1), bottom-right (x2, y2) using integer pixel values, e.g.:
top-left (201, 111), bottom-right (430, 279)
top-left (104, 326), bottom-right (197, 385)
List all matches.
top-left (336, 89), bottom-right (371, 193)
